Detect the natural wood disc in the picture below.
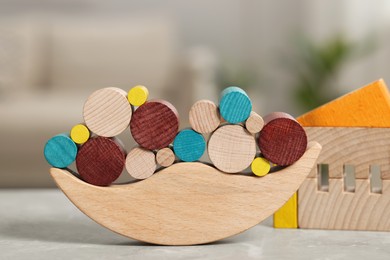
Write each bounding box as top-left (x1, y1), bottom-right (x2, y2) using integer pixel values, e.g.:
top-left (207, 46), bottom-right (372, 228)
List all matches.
top-left (259, 112), bottom-right (307, 166)
top-left (83, 87), bottom-right (132, 137)
top-left (130, 99), bottom-right (179, 150)
top-left (76, 136), bottom-right (126, 186)
top-left (189, 100), bottom-right (220, 133)
top-left (245, 111), bottom-right (264, 134)
top-left (125, 147), bottom-right (157, 180)
top-left (156, 148), bottom-right (175, 167)
top-left (208, 124), bottom-right (256, 173)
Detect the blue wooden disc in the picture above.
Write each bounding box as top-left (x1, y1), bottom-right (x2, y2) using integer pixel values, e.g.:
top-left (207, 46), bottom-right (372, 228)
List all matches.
top-left (173, 129), bottom-right (206, 162)
top-left (219, 86), bottom-right (252, 124)
top-left (44, 134), bottom-right (78, 168)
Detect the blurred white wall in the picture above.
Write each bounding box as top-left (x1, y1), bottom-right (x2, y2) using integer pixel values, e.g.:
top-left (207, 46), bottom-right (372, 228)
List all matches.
top-left (1, 0), bottom-right (390, 187)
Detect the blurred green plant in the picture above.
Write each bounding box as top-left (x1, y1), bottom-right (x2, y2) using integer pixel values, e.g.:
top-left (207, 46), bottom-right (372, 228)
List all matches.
top-left (290, 35), bottom-right (375, 112)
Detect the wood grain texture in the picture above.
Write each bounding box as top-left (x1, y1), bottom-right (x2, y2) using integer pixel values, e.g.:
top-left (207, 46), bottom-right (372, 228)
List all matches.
top-left (305, 127), bottom-right (390, 179)
top-left (83, 87), bottom-right (132, 137)
top-left (156, 147), bottom-right (175, 167)
top-left (70, 124), bottom-right (90, 144)
top-left (298, 178), bottom-right (390, 231)
top-left (259, 113), bottom-right (307, 166)
top-left (245, 111), bottom-right (264, 134)
top-left (173, 129), bottom-right (206, 162)
top-left (130, 99), bottom-right (179, 150)
top-left (125, 147), bottom-right (156, 179)
top-left (219, 86), bottom-right (252, 124)
top-left (273, 193), bottom-right (298, 228)
top-left (298, 79), bottom-right (390, 127)
top-left (44, 134), bottom-right (77, 168)
top-left (127, 85), bottom-right (149, 107)
top-left (50, 141), bottom-right (321, 245)
top-left (76, 136), bottom-right (125, 186)
top-left (208, 124), bottom-right (256, 173)
top-left (189, 100), bottom-right (221, 134)
top-left (275, 79), bottom-right (390, 229)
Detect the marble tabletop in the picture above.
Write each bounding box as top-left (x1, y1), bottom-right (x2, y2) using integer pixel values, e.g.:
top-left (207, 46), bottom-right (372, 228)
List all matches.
top-left (0, 189), bottom-right (389, 259)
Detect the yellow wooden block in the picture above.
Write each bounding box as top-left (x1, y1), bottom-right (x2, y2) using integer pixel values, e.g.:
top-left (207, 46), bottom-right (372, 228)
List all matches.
top-left (273, 193), bottom-right (298, 228)
top-left (70, 124), bottom-right (90, 144)
top-left (251, 157), bottom-right (270, 177)
top-left (128, 85), bottom-right (149, 107)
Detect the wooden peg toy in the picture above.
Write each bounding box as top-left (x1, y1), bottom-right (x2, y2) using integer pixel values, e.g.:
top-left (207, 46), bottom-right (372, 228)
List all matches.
top-left (189, 100), bottom-right (221, 134)
top-left (173, 129), bottom-right (206, 162)
top-left (70, 124), bottom-right (90, 144)
top-left (127, 85), bottom-right (149, 107)
top-left (44, 134), bottom-right (77, 168)
top-left (245, 111), bottom-right (264, 134)
top-left (126, 147), bottom-right (157, 180)
top-left (83, 87), bottom-right (132, 137)
top-left (219, 86), bottom-right (252, 124)
top-left (156, 147), bottom-right (176, 167)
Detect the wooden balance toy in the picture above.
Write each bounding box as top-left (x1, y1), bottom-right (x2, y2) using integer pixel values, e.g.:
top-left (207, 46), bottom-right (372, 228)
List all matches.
top-left (44, 85), bottom-right (321, 245)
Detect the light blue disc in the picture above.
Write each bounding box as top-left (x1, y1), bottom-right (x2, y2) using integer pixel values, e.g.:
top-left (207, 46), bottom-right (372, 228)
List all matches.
top-left (44, 134), bottom-right (78, 168)
top-left (173, 129), bottom-right (206, 162)
top-left (219, 86), bottom-right (252, 124)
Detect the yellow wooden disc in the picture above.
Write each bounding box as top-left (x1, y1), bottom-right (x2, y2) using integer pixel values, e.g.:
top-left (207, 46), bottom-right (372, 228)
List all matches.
top-left (70, 124), bottom-right (90, 144)
top-left (128, 85), bottom-right (149, 107)
top-left (251, 157), bottom-right (271, 177)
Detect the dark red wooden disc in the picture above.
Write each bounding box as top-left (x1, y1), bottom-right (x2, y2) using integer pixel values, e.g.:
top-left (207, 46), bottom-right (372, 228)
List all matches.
top-left (76, 136), bottom-right (125, 186)
top-left (258, 117), bottom-right (307, 166)
top-left (130, 99), bottom-right (179, 150)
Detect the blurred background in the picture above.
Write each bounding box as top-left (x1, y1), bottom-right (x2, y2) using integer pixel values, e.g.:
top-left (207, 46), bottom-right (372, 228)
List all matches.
top-left (1, 0), bottom-right (390, 188)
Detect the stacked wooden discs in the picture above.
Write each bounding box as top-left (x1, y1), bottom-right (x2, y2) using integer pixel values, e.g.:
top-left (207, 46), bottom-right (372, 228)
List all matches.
top-left (45, 84), bottom-right (308, 187)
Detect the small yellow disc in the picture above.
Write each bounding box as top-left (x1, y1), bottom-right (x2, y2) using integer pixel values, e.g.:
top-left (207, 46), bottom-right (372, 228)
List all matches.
top-left (70, 124), bottom-right (90, 144)
top-left (251, 157), bottom-right (271, 177)
top-left (127, 85), bottom-right (149, 106)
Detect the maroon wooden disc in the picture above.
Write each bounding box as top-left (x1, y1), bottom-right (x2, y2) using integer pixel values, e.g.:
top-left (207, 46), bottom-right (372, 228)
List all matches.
top-left (258, 114), bottom-right (307, 166)
top-left (130, 99), bottom-right (179, 150)
top-left (76, 136), bottom-right (125, 186)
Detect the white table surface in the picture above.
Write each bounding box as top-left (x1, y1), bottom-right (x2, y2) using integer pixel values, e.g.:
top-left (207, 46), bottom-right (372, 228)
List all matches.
top-left (0, 189), bottom-right (389, 260)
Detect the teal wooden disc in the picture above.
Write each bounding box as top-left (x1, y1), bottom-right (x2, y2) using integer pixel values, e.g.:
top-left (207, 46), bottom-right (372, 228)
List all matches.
top-left (44, 134), bottom-right (78, 168)
top-left (219, 86), bottom-right (252, 124)
top-left (173, 129), bottom-right (206, 162)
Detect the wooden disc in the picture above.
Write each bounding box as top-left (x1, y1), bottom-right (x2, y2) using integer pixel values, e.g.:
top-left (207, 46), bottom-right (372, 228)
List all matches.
top-left (130, 99), bottom-right (179, 150)
top-left (245, 111), bottom-right (264, 134)
top-left (219, 86), bottom-right (252, 124)
top-left (251, 157), bottom-right (271, 177)
top-left (125, 147), bottom-right (157, 179)
top-left (128, 85), bottom-right (149, 107)
top-left (76, 136), bottom-right (125, 186)
top-left (189, 100), bottom-right (220, 134)
top-left (83, 87), bottom-right (132, 137)
top-left (208, 124), bottom-right (256, 173)
top-left (173, 129), bottom-right (206, 162)
top-left (70, 124), bottom-right (90, 144)
top-left (156, 148), bottom-right (175, 167)
top-left (259, 112), bottom-right (307, 166)
top-left (44, 134), bottom-right (77, 168)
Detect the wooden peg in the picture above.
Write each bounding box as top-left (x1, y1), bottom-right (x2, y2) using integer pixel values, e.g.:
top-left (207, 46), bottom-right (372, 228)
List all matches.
top-left (208, 124), bottom-right (256, 173)
top-left (219, 86), bottom-right (252, 124)
top-left (130, 99), bottom-right (179, 150)
top-left (70, 124), bottom-right (90, 144)
top-left (127, 85), bottom-right (149, 107)
top-left (44, 134), bottom-right (77, 168)
top-left (259, 112), bottom-right (307, 166)
top-left (245, 111), bottom-right (264, 134)
top-left (83, 87), bottom-right (132, 137)
top-left (125, 147), bottom-right (157, 180)
top-left (156, 147), bottom-right (175, 167)
top-left (76, 136), bottom-right (126, 186)
top-left (173, 129), bottom-right (206, 162)
top-left (189, 100), bottom-right (221, 134)
top-left (251, 157), bottom-right (271, 177)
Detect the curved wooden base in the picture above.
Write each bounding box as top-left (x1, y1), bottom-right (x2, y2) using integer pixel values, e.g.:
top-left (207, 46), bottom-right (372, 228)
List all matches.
top-left (50, 141), bottom-right (321, 245)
